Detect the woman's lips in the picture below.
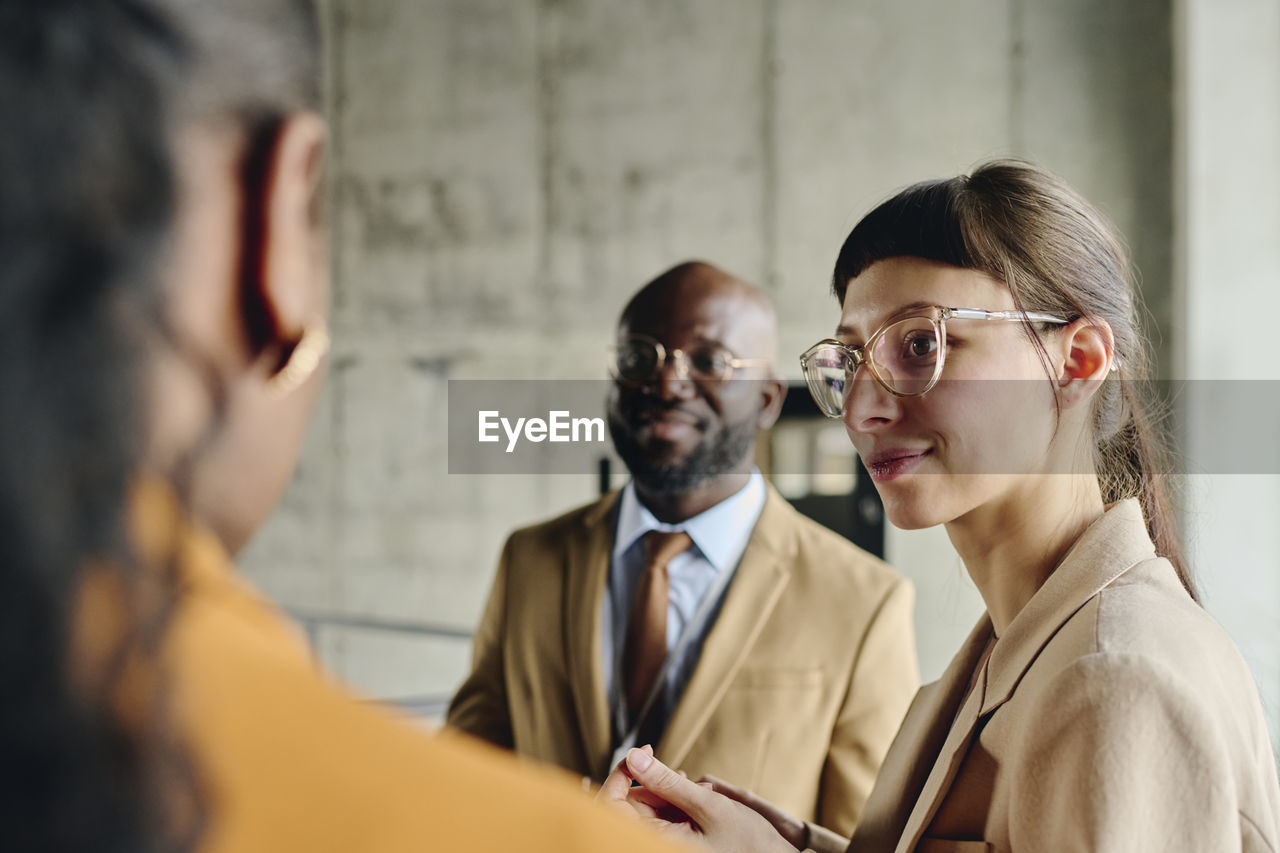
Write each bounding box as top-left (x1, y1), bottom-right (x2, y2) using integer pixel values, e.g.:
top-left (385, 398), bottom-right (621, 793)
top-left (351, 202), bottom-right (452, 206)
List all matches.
top-left (864, 448), bottom-right (932, 483)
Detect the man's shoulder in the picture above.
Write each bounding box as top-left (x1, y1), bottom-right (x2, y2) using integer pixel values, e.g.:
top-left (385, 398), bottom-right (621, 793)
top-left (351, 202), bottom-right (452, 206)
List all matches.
top-left (503, 492), bottom-right (617, 549)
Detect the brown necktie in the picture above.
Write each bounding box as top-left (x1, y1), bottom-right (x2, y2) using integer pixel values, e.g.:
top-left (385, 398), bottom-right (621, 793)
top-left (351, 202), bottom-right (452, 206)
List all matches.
top-left (622, 530), bottom-right (693, 721)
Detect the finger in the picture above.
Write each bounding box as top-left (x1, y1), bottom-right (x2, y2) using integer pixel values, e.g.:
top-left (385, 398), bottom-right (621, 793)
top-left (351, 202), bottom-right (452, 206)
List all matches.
top-left (697, 781), bottom-right (714, 790)
top-left (627, 786), bottom-right (682, 814)
top-left (702, 775), bottom-right (764, 810)
top-left (623, 790), bottom-right (662, 820)
top-left (597, 763), bottom-right (637, 805)
top-left (624, 748), bottom-right (717, 824)
top-left (699, 776), bottom-right (806, 849)
top-left (701, 774), bottom-right (746, 799)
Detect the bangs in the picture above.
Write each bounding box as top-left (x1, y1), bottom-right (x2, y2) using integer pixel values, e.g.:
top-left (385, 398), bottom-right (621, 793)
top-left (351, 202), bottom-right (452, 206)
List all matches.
top-left (831, 176), bottom-right (1003, 302)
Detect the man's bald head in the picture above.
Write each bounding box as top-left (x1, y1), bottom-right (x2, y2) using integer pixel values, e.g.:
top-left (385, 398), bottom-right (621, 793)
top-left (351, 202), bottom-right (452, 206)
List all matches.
top-left (607, 261), bottom-right (787, 514)
top-left (618, 261), bottom-right (778, 369)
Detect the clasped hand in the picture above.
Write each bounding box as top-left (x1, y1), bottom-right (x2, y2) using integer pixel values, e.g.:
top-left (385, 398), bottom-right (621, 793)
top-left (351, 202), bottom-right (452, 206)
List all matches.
top-left (596, 746), bottom-right (805, 852)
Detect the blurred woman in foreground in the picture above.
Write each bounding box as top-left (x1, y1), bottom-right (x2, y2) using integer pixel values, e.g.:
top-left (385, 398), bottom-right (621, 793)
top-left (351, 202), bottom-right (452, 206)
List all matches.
top-left (601, 162), bottom-right (1280, 852)
top-left (0, 1), bottom-right (684, 850)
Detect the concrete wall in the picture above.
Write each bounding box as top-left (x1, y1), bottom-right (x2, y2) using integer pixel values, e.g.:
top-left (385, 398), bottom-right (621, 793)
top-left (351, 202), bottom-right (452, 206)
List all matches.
top-left (240, 0), bottom-right (1179, 703)
top-left (1177, 0), bottom-right (1280, 744)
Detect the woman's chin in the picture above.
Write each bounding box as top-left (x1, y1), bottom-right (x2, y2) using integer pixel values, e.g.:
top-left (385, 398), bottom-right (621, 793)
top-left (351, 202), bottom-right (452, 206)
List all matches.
top-left (884, 510), bottom-right (937, 531)
top-left (877, 486), bottom-right (949, 531)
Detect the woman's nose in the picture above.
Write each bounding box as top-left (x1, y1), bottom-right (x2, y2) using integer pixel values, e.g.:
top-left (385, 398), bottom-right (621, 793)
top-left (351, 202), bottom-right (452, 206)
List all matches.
top-left (842, 366), bottom-right (902, 433)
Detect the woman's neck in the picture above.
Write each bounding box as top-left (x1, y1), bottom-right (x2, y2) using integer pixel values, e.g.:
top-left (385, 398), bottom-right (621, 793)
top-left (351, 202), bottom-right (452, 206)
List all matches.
top-left (946, 474), bottom-right (1106, 637)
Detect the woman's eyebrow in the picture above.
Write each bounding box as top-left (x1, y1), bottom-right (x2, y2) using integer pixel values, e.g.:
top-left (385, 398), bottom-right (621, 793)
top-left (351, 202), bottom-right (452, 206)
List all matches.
top-left (836, 300), bottom-right (936, 340)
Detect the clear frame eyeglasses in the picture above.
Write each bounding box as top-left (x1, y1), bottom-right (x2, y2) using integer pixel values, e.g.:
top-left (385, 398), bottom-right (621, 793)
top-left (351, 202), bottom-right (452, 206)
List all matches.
top-left (609, 333), bottom-right (770, 385)
top-left (799, 305), bottom-right (1069, 417)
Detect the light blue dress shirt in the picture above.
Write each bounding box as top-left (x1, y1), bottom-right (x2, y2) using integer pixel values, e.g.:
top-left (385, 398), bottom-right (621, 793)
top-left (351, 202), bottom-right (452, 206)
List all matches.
top-left (601, 470), bottom-right (767, 739)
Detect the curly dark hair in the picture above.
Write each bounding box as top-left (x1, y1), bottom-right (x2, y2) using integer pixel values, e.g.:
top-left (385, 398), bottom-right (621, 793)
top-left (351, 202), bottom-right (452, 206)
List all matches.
top-left (0, 0), bottom-right (319, 849)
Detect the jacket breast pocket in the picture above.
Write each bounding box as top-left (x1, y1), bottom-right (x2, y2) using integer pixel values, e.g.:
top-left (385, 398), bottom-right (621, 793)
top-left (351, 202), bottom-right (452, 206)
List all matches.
top-left (731, 667), bottom-right (824, 690)
top-left (715, 667), bottom-right (830, 794)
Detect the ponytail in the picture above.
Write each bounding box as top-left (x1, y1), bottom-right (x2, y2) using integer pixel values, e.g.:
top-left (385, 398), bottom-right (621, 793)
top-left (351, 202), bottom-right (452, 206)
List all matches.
top-left (1099, 381), bottom-right (1196, 601)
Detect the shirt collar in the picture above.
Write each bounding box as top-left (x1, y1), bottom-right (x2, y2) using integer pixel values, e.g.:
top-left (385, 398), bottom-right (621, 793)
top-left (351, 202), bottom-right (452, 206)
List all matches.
top-left (613, 470), bottom-right (766, 573)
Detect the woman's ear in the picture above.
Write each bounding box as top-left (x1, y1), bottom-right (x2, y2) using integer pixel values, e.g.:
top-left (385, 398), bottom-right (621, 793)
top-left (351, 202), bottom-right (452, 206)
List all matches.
top-left (1055, 316), bottom-right (1115, 408)
top-left (242, 111), bottom-right (328, 374)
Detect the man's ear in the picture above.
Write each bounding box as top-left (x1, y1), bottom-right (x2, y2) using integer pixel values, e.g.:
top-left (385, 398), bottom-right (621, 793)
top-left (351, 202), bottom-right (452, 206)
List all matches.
top-left (757, 378), bottom-right (789, 430)
top-left (242, 111), bottom-right (328, 369)
top-left (1055, 316), bottom-right (1115, 408)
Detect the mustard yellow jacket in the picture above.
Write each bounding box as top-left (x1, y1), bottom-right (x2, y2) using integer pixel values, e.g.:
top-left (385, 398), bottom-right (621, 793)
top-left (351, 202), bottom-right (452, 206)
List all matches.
top-left (96, 485), bottom-right (687, 853)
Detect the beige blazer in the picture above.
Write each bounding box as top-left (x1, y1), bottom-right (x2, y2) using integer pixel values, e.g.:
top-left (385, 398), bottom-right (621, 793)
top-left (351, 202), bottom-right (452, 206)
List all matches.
top-left (448, 483), bottom-right (919, 836)
top-left (805, 499), bottom-right (1280, 853)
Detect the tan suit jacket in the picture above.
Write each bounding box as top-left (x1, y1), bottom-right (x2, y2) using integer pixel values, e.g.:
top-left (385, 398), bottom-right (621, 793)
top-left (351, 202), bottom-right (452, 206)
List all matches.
top-left (805, 499), bottom-right (1280, 853)
top-left (448, 483), bottom-right (919, 836)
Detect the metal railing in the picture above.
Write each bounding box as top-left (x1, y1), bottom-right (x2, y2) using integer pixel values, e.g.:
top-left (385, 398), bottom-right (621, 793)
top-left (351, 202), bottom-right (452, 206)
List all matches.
top-left (287, 608), bottom-right (473, 718)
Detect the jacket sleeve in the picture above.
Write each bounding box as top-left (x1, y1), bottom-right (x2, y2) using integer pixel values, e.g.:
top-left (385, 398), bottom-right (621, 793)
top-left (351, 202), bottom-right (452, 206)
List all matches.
top-left (1006, 652), bottom-right (1262, 852)
top-left (444, 535), bottom-right (516, 748)
top-left (816, 576), bottom-right (919, 836)
top-left (802, 822), bottom-right (852, 853)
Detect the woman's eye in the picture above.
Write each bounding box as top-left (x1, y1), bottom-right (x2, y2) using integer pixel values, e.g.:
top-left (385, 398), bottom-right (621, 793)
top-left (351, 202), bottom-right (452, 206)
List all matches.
top-left (901, 332), bottom-right (938, 359)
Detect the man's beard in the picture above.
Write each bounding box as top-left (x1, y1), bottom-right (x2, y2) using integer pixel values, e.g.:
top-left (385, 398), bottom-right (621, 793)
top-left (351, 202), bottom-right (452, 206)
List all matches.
top-left (608, 410), bottom-right (757, 494)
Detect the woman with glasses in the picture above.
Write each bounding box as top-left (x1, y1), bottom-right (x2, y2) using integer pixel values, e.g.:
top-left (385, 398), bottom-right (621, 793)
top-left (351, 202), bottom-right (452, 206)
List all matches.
top-left (600, 160), bottom-right (1280, 852)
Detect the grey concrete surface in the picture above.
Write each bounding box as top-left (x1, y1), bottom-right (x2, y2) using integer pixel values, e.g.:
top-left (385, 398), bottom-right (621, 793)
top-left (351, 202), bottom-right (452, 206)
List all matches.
top-left (240, 0), bottom-right (1198, 709)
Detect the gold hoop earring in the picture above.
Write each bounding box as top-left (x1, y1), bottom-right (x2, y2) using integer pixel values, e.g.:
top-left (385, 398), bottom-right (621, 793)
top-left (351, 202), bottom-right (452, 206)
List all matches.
top-left (266, 323), bottom-right (330, 399)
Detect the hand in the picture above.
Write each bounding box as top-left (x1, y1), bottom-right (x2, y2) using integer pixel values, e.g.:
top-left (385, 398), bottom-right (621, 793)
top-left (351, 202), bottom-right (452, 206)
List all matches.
top-left (699, 775), bottom-right (806, 850)
top-left (597, 748), bottom-right (797, 853)
top-left (599, 745), bottom-right (699, 829)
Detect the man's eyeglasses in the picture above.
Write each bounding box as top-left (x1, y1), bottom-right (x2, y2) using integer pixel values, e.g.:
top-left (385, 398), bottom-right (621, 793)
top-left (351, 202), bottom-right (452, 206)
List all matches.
top-left (799, 306), bottom-right (1069, 417)
top-left (609, 334), bottom-right (770, 385)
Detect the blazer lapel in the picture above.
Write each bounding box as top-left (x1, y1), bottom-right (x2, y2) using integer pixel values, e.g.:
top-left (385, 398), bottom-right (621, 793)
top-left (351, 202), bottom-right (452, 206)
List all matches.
top-left (890, 500), bottom-right (1156, 851)
top-left (658, 487), bottom-right (793, 768)
top-left (981, 498), bottom-right (1158, 717)
top-left (564, 493), bottom-right (618, 780)
top-left (895, 633), bottom-right (993, 853)
top-left (847, 617), bottom-right (993, 852)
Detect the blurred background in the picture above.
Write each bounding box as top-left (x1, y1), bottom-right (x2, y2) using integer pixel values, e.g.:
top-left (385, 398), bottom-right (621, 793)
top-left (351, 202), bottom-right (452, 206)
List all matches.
top-left (238, 0), bottom-right (1280, 742)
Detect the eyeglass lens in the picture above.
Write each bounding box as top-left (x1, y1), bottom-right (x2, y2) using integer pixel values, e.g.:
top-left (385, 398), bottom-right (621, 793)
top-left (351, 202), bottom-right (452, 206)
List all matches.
top-left (803, 317), bottom-right (941, 415)
top-left (613, 337), bottom-right (731, 383)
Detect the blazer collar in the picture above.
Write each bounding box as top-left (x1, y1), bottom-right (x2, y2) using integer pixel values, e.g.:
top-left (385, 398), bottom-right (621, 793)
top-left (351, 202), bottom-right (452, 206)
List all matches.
top-left (851, 614), bottom-right (993, 852)
top-left (863, 500), bottom-right (1160, 850)
top-left (896, 625), bottom-right (996, 853)
top-left (581, 489), bottom-right (620, 530)
top-left (658, 483), bottom-right (796, 768)
top-left (980, 498), bottom-right (1158, 715)
top-left (566, 491), bottom-right (621, 779)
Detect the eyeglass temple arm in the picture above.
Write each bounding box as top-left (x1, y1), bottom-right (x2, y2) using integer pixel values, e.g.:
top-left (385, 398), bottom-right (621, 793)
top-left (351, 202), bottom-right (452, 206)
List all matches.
top-left (944, 307), bottom-right (1069, 324)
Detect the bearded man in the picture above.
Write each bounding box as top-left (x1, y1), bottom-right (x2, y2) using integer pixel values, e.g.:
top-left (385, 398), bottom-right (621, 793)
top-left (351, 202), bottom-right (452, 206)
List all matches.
top-left (447, 261), bottom-right (919, 836)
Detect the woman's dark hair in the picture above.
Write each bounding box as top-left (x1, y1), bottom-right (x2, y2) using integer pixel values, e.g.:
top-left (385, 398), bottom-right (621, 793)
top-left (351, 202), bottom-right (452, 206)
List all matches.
top-left (832, 160), bottom-right (1195, 601)
top-left (0, 0), bottom-right (319, 850)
